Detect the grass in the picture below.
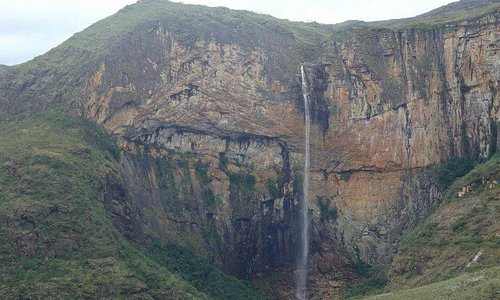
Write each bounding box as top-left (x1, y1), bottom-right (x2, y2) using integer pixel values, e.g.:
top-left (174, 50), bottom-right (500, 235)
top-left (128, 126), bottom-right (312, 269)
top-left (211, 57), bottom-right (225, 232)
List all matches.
top-left (147, 241), bottom-right (263, 299)
top-left (364, 266), bottom-right (500, 300)
top-left (17, 0), bottom-right (334, 69)
top-left (152, 154), bottom-right (184, 214)
top-left (370, 0), bottom-right (500, 30)
top-left (386, 153), bottom-right (499, 291)
top-left (228, 171), bottom-right (256, 197)
top-left (227, 170), bottom-right (257, 215)
top-left (351, 154), bottom-right (499, 300)
top-left (194, 160), bottom-right (221, 209)
top-left (266, 178), bottom-right (280, 199)
top-left (0, 110), bottom-right (202, 298)
top-left (344, 264), bottom-right (388, 299)
top-left (5, 0), bottom-right (498, 66)
top-left (56, 0), bottom-right (331, 56)
top-left (0, 111), bottom-right (264, 299)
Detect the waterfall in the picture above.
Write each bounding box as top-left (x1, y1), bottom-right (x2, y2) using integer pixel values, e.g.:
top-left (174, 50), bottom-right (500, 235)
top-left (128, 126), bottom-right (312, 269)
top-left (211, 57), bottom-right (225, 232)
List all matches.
top-left (296, 64), bottom-right (311, 300)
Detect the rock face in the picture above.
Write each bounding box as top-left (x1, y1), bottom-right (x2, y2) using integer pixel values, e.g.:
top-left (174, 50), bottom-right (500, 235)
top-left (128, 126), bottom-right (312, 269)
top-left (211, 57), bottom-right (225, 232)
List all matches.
top-left (306, 14), bottom-right (500, 266)
top-left (0, 0), bottom-right (499, 297)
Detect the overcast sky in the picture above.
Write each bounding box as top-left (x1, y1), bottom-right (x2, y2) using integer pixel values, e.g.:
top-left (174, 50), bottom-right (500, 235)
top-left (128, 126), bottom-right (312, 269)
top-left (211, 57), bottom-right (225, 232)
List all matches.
top-left (0, 0), bottom-right (455, 66)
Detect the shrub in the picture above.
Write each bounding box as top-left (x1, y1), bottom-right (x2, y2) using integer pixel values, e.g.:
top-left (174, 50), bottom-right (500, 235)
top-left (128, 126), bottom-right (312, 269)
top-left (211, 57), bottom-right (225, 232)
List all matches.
top-left (345, 263), bottom-right (388, 299)
top-left (427, 157), bottom-right (475, 189)
top-left (317, 196), bottom-right (338, 222)
top-left (266, 178), bottom-right (280, 198)
top-left (228, 171), bottom-right (256, 195)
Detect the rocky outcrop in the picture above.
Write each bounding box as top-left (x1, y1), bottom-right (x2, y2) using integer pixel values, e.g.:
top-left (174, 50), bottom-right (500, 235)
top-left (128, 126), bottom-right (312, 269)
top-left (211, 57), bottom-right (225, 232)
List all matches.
top-left (0, 0), bottom-right (499, 297)
top-left (307, 13), bottom-right (499, 265)
top-left (118, 136), bottom-right (296, 276)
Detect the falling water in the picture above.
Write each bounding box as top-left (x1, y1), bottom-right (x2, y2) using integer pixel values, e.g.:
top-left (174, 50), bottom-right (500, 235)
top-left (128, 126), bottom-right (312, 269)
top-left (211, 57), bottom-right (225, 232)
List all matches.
top-left (296, 65), bottom-right (311, 300)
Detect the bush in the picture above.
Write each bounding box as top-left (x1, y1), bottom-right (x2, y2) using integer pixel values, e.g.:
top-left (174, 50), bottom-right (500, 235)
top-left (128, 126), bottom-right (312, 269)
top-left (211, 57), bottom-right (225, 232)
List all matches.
top-left (228, 171), bottom-right (256, 195)
top-left (317, 196), bottom-right (338, 222)
top-left (345, 263), bottom-right (388, 299)
top-left (194, 160), bottom-right (211, 185)
top-left (427, 157), bottom-right (475, 189)
top-left (266, 178), bottom-right (280, 198)
top-left (147, 240), bottom-right (264, 299)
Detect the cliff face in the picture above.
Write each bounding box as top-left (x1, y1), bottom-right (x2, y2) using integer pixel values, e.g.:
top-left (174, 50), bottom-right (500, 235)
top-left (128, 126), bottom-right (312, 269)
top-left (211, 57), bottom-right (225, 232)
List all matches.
top-left (308, 13), bottom-right (500, 266)
top-left (0, 0), bottom-right (499, 297)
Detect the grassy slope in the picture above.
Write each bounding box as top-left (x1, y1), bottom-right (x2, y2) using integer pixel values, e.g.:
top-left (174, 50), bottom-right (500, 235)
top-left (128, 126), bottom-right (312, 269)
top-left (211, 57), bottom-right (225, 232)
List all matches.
top-left (38, 0), bottom-right (500, 56)
top-left (21, 0), bottom-right (334, 70)
top-left (0, 111), bottom-right (264, 299)
top-left (356, 154), bottom-right (499, 299)
top-left (365, 266), bottom-right (499, 300)
top-left (368, 0), bottom-right (500, 29)
top-left (62, 0), bottom-right (332, 55)
top-left (388, 154), bottom-right (499, 290)
top-left (35, 0), bottom-right (500, 61)
top-left (2, 0), bottom-right (498, 75)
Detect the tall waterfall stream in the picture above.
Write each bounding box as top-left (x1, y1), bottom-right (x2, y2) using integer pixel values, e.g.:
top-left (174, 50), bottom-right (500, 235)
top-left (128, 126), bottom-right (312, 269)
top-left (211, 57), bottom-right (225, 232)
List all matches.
top-left (296, 65), bottom-right (311, 299)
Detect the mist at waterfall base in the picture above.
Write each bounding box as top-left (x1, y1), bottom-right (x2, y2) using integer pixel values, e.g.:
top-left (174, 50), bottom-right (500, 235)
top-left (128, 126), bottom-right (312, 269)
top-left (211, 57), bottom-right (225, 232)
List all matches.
top-left (296, 65), bottom-right (311, 300)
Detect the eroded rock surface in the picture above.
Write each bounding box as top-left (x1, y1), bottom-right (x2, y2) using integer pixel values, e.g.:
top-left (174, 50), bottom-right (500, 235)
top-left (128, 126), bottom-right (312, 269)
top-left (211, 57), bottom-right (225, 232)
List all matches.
top-left (0, 1), bottom-right (498, 297)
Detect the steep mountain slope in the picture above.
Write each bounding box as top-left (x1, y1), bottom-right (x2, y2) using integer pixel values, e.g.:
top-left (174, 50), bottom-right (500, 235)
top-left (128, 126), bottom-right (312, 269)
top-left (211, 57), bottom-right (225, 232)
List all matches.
top-left (370, 0), bottom-right (500, 28)
top-left (344, 153), bottom-right (499, 299)
top-left (388, 153), bottom-right (499, 291)
top-left (0, 0), bottom-right (499, 298)
top-left (0, 0), bottom-right (331, 114)
top-left (0, 112), bottom-right (263, 299)
top-left (347, 154), bottom-right (500, 299)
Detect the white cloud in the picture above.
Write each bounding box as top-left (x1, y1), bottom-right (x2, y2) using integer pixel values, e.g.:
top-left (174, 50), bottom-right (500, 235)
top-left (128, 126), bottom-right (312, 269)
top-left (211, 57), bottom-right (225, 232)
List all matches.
top-left (0, 0), bottom-right (455, 65)
top-left (0, 0), bottom-right (136, 65)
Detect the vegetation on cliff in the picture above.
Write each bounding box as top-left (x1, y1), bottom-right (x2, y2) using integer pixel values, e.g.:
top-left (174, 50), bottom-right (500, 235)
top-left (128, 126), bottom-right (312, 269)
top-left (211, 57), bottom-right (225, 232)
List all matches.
top-left (388, 153), bottom-right (499, 290)
top-left (0, 111), bottom-right (264, 299)
top-left (343, 153), bottom-right (499, 299)
top-left (0, 0), bottom-right (499, 299)
top-left (346, 155), bottom-right (499, 299)
top-left (362, 0), bottom-right (500, 30)
top-left (0, 0), bottom-right (334, 114)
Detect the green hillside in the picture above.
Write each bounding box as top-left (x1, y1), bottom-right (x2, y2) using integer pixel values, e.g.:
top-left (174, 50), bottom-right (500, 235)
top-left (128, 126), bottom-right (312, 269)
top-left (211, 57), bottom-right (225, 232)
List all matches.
top-left (344, 153), bottom-right (499, 299)
top-left (370, 0), bottom-right (500, 28)
top-left (0, 1), bottom-right (499, 299)
top-left (0, 111), bottom-right (264, 299)
top-left (365, 266), bottom-right (499, 300)
top-left (63, 0), bottom-right (332, 55)
top-left (388, 153), bottom-right (500, 290)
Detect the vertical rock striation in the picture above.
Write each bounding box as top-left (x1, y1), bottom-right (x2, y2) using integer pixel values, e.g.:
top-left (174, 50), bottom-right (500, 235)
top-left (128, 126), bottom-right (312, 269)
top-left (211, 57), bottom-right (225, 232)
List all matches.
top-left (0, 0), bottom-right (498, 297)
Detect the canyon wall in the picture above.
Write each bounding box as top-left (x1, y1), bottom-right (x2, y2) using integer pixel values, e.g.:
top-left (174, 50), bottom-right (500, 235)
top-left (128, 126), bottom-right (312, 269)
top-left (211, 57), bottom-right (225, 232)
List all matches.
top-left (309, 13), bottom-right (499, 265)
top-left (0, 1), bottom-right (498, 295)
